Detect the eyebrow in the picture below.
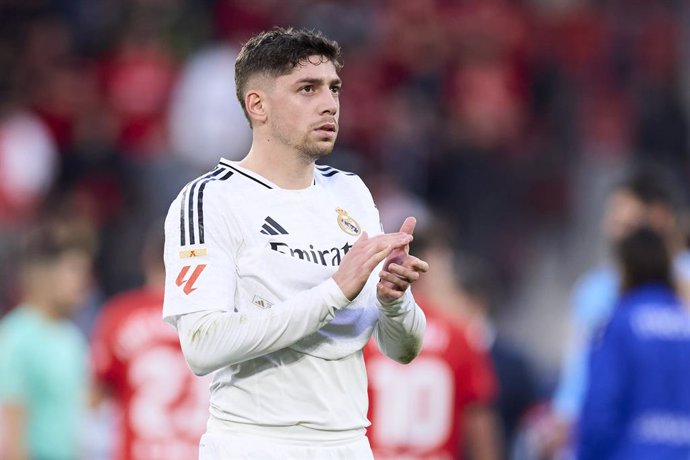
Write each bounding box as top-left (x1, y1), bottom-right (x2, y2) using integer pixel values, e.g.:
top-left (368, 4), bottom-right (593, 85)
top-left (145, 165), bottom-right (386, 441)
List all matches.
top-left (294, 77), bottom-right (342, 86)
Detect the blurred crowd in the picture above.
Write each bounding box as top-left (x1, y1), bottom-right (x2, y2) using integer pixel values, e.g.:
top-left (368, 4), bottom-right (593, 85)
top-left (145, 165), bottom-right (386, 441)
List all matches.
top-left (1, 0), bottom-right (690, 459)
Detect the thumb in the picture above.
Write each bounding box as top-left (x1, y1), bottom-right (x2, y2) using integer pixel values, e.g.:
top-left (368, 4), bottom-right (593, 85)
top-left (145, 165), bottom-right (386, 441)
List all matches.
top-left (399, 217), bottom-right (417, 236)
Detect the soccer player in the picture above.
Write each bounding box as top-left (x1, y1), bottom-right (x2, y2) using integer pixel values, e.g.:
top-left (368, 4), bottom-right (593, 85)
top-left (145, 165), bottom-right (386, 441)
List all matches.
top-left (0, 226), bottom-right (93, 460)
top-left (90, 224), bottom-right (211, 460)
top-left (162, 28), bottom-right (428, 459)
top-left (548, 167), bottom-right (690, 456)
top-left (365, 232), bottom-right (500, 460)
top-left (578, 227), bottom-right (690, 459)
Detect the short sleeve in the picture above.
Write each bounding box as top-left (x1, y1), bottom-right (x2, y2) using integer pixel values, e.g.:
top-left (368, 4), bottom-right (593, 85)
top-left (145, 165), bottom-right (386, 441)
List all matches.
top-left (163, 183), bottom-right (238, 321)
top-left (0, 331), bottom-right (29, 403)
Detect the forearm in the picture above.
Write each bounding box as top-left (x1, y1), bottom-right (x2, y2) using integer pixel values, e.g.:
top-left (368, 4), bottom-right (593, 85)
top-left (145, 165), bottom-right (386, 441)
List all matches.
top-left (374, 290), bottom-right (426, 364)
top-left (1, 403), bottom-right (28, 460)
top-left (464, 404), bottom-right (503, 460)
top-left (175, 278), bottom-right (350, 375)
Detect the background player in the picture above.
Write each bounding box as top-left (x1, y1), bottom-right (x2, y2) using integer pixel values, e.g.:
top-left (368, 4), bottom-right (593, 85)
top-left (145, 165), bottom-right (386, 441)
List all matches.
top-left (578, 226), bottom-right (690, 459)
top-left (547, 167), bottom-right (690, 456)
top-left (163, 28), bottom-right (428, 459)
top-left (90, 223), bottom-right (211, 460)
top-left (366, 229), bottom-right (501, 460)
top-left (0, 225), bottom-right (93, 460)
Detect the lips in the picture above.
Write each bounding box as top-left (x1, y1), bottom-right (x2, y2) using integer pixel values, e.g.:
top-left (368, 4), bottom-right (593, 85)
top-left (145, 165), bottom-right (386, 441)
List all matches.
top-left (315, 122), bottom-right (337, 133)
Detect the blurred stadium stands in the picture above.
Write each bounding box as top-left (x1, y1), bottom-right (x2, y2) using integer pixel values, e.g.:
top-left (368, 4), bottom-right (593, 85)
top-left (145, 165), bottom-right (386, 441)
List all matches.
top-left (1, 0), bottom-right (689, 458)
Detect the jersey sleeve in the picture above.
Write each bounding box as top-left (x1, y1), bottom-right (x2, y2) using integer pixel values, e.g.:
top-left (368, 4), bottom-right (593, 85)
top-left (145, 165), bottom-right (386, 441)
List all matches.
top-left (0, 330), bottom-right (28, 403)
top-left (163, 184), bottom-right (238, 322)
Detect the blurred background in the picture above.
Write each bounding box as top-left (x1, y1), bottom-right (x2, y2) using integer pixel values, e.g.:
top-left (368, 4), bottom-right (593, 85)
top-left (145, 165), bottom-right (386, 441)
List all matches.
top-left (0, 0), bottom-right (689, 459)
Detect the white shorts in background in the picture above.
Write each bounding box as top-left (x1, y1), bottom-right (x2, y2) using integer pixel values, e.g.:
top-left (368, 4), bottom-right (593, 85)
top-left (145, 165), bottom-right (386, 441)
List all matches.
top-left (198, 431), bottom-right (374, 460)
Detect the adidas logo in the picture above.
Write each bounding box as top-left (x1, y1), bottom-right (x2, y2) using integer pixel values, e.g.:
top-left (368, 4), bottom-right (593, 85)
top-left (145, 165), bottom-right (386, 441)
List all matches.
top-left (260, 216), bottom-right (288, 236)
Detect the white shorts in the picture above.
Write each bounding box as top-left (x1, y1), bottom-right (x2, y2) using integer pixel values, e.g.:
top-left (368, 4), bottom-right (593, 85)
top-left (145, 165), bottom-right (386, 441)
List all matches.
top-left (198, 431), bottom-right (374, 460)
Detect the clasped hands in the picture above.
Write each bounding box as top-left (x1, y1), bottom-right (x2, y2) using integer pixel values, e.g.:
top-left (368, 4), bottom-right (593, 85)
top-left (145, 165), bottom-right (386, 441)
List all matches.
top-left (332, 216), bottom-right (429, 303)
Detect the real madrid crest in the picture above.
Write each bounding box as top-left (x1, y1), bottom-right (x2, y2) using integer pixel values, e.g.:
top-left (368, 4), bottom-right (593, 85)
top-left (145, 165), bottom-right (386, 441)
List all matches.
top-left (336, 208), bottom-right (361, 236)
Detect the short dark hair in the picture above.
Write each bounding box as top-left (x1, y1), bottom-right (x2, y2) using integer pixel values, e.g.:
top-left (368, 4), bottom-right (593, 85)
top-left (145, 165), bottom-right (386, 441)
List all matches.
top-left (235, 27), bottom-right (342, 121)
top-left (20, 224), bottom-right (94, 268)
top-left (617, 226), bottom-right (673, 293)
top-left (615, 165), bottom-right (683, 213)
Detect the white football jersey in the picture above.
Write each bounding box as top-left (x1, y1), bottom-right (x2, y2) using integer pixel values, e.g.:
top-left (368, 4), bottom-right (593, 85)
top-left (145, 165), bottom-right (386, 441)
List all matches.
top-left (163, 158), bottom-right (408, 435)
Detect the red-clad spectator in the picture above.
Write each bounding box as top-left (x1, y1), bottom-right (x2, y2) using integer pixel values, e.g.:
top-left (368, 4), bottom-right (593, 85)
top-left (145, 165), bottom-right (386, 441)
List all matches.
top-left (100, 31), bottom-right (177, 157)
top-left (90, 224), bottom-right (210, 460)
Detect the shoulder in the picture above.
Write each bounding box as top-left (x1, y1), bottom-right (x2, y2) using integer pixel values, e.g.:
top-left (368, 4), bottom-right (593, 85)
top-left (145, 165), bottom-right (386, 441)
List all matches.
top-left (166, 161), bottom-right (256, 247)
top-left (315, 164), bottom-right (366, 190)
top-left (0, 308), bottom-right (40, 361)
top-left (674, 250), bottom-right (690, 281)
top-left (571, 265), bottom-right (618, 323)
top-left (573, 265), bottom-right (617, 298)
top-left (315, 163), bottom-right (376, 207)
top-left (0, 308), bottom-right (34, 339)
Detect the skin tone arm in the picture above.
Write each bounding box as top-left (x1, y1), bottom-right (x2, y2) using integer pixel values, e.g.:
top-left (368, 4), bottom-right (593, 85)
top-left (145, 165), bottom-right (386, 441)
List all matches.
top-left (463, 403), bottom-right (503, 460)
top-left (1, 403), bottom-right (28, 460)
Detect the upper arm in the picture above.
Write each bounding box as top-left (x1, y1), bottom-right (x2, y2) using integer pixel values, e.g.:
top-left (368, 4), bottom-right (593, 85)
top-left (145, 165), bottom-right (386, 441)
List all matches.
top-left (0, 333), bottom-right (28, 405)
top-left (163, 183), bottom-right (239, 321)
top-left (0, 334), bottom-right (28, 459)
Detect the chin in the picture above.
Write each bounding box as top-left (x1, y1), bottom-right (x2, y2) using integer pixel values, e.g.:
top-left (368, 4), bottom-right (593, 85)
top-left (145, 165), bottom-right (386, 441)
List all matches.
top-left (300, 144), bottom-right (334, 160)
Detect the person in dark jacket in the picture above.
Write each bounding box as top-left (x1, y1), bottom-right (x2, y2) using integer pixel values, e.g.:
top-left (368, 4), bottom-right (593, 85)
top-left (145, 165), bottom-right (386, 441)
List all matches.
top-left (577, 227), bottom-right (690, 460)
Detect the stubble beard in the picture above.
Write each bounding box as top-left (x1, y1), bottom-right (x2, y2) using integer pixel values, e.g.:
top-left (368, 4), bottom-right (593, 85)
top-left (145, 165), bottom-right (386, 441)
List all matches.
top-left (272, 120), bottom-right (335, 163)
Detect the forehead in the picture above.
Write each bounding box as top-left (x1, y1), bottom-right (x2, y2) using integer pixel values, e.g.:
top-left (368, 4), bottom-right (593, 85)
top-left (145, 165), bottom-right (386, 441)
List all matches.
top-left (276, 56), bottom-right (340, 84)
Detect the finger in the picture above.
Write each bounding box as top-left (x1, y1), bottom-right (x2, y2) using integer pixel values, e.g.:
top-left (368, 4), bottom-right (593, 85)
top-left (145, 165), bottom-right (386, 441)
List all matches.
top-left (369, 234), bottom-right (413, 254)
top-left (387, 264), bottom-right (420, 283)
top-left (369, 243), bottom-right (398, 268)
top-left (379, 270), bottom-right (410, 290)
top-left (377, 282), bottom-right (405, 301)
top-left (399, 216), bottom-right (417, 236)
top-left (402, 256), bottom-right (429, 273)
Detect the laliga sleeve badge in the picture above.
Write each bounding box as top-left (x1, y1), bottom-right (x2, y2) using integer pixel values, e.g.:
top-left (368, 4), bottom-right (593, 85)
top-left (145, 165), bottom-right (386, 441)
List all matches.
top-left (336, 208), bottom-right (361, 236)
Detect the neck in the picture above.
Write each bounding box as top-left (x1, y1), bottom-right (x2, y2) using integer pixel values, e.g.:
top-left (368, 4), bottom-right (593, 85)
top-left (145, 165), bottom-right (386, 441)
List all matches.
top-left (145, 270), bottom-right (165, 293)
top-left (23, 295), bottom-right (64, 321)
top-left (240, 135), bottom-right (316, 190)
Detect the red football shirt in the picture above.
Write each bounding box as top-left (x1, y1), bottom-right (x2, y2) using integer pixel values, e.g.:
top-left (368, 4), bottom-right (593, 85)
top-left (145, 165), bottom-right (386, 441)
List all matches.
top-left (365, 300), bottom-right (496, 460)
top-left (90, 287), bottom-right (210, 460)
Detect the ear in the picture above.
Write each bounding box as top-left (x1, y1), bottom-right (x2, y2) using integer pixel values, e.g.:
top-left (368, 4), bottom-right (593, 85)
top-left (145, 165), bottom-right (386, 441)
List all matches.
top-left (245, 90), bottom-right (268, 125)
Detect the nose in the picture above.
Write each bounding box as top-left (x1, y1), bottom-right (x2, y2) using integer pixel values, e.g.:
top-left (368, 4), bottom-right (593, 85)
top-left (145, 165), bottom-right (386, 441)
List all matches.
top-left (319, 90), bottom-right (338, 116)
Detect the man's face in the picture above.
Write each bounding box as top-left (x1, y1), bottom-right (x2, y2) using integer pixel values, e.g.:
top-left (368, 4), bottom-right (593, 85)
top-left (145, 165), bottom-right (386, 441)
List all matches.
top-left (604, 190), bottom-right (648, 243)
top-left (264, 56), bottom-right (341, 159)
top-left (604, 190), bottom-right (674, 243)
top-left (43, 251), bottom-right (92, 317)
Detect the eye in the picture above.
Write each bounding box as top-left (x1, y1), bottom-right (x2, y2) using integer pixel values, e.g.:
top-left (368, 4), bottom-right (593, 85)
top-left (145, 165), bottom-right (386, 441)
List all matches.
top-left (301, 85), bottom-right (314, 93)
top-left (330, 85), bottom-right (341, 94)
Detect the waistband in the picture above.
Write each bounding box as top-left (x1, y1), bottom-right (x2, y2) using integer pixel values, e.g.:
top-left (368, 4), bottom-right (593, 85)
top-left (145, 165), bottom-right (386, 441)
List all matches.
top-left (206, 413), bottom-right (367, 446)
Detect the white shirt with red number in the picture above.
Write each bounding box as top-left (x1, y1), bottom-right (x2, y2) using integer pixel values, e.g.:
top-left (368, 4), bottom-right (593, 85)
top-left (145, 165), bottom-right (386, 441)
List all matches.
top-left (162, 159), bottom-right (426, 437)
